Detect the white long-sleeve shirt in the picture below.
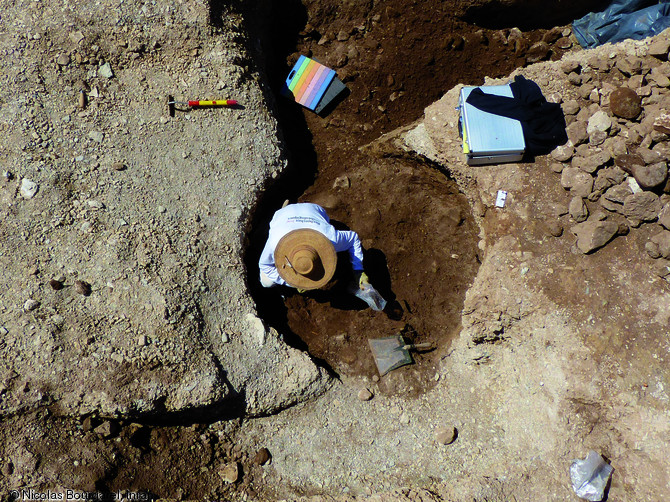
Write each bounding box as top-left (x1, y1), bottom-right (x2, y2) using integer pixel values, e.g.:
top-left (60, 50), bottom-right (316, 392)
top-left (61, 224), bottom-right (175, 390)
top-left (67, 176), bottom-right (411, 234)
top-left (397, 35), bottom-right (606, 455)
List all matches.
top-left (258, 203), bottom-right (364, 287)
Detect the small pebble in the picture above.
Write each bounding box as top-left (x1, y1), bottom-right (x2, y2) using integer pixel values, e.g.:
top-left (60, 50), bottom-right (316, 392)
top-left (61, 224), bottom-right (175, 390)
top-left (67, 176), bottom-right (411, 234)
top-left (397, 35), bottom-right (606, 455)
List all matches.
top-left (357, 388), bottom-right (373, 401)
top-left (547, 221), bottom-right (563, 237)
top-left (333, 175), bottom-right (351, 189)
top-left (435, 426), bottom-right (457, 445)
top-left (112, 162), bottom-right (126, 171)
top-left (88, 131), bottom-right (104, 143)
top-left (24, 299), bottom-right (40, 311)
top-left (74, 280), bottom-right (92, 296)
top-left (49, 279), bottom-right (64, 290)
top-left (253, 447), bottom-right (271, 465)
top-left (56, 53), bottom-right (71, 66)
top-left (20, 178), bottom-right (39, 199)
top-left (87, 200), bottom-right (105, 210)
top-left (219, 462), bottom-right (240, 483)
top-left (98, 62), bottom-right (114, 79)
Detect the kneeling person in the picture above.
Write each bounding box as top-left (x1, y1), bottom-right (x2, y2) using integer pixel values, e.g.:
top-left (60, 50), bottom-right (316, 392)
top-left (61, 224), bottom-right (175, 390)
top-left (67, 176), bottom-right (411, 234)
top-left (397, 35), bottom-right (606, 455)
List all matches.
top-left (259, 203), bottom-right (368, 291)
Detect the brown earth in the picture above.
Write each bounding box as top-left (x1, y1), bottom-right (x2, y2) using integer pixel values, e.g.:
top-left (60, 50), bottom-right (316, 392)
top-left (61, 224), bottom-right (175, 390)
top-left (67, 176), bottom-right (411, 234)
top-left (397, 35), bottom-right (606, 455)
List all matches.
top-left (247, 0), bottom-right (576, 395)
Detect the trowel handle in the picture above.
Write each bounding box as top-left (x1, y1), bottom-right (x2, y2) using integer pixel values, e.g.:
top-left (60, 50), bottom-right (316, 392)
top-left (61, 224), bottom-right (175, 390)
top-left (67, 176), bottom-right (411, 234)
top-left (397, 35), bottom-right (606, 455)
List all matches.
top-left (402, 342), bottom-right (434, 351)
top-left (188, 100), bottom-right (238, 107)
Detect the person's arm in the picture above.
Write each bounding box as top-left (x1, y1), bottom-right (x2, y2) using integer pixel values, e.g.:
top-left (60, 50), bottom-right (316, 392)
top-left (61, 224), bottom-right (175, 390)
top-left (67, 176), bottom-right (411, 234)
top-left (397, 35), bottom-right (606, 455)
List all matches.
top-left (258, 240), bottom-right (287, 287)
top-left (333, 230), bottom-right (364, 271)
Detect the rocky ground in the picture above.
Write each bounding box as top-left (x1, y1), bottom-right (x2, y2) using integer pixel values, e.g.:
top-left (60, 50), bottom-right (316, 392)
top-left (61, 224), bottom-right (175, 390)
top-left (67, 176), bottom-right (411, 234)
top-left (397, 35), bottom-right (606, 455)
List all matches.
top-left (1, 0), bottom-right (669, 501)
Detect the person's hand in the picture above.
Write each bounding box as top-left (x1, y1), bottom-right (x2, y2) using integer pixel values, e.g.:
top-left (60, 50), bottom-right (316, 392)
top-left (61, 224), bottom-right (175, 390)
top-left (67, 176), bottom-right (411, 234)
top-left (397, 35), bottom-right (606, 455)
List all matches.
top-left (355, 271), bottom-right (369, 290)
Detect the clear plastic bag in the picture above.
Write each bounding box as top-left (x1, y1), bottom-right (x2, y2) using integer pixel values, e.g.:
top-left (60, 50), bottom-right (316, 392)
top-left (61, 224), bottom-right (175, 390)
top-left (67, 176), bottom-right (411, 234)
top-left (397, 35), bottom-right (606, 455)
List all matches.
top-left (569, 450), bottom-right (614, 501)
top-left (349, 283), bottom-right (387, 311)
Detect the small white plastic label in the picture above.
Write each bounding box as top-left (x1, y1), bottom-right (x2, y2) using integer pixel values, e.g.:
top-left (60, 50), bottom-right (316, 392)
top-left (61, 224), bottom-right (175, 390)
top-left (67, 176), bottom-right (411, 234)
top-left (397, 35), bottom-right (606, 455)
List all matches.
top-left (495, 190), bottom-right (507, 208)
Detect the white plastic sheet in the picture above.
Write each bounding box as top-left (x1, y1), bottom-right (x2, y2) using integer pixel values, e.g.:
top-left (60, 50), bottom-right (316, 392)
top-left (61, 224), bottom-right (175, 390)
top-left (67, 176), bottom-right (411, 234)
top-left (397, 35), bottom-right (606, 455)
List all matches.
top-left (570, 450), bottom-right (614, 501)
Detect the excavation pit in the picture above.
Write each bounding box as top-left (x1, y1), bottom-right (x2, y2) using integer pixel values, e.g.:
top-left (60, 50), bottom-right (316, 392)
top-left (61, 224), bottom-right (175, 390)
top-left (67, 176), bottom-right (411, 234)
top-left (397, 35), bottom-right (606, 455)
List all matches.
top-left (250, 156), bottom-right (481, 396)
top-left (247, 0), bottom-right (574, 396)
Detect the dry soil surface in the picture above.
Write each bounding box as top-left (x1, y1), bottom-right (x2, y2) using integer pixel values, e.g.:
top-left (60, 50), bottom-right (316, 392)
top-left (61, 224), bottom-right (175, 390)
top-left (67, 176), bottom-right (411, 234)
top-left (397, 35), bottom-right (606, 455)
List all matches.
top-left (1, 0), bottom-right (670, 501)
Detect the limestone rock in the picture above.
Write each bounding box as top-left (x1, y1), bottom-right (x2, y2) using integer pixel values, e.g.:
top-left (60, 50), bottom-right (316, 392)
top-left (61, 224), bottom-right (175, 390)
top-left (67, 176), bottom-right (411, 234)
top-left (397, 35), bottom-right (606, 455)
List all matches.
top-left (632, 162), bottom-right (668, 190)
top-left (637, 147), bottom-right (663, 165)
top-left (333, 175), bottom-right (350, 189)
top-left (648, 38), bottom-right (670, 59)
top-left (594, 167), bottom-right (627, 193)
top-left (551, 143), bottom-right (574, 162)
top-left (653, 113), bottom-right (670, 134)
top-left (655, 259), bottom-right (670, 279)
top-left (253, 448), bottom-right (272, 466)
top-left (623, 191), bottom-right (662, 224)
top-left (88, 131), bottom-right (104, 143)
top-left (572, 151), bottom-right (611, 174)
top-left (604, 183), bottom-right (633, 205)
top-left (587, 111), bottom-right (612, 135)
top-left (561, 60), bottom-right (580, 74)
top-left (220, 462), bottom-right (240, 483)
top-left (659, 203), bottom-right (670, 229)
top-left (651, 231), bottom-right (670, 258)
top-left (561, 167), bottom-right (594, 198)
top-left (562, 100), bottom-right (580, 115)
top-left (435, 426), bottom-right (457, 445)
top-left (609, 87), bottom-right (641, 119)
top-left (23, 299), bottom-right (40, 311)
top-left (93, 420), bottom-right (119, 439)
top-left (568, 72), bottom-right (582, 85)
top-left (566, 121), bottom-right (588, 145)
top-left (646, 240), bottom-right (662, 258)
top-left (650, 67), bottom-right (670, 88)
top-left (98, 63), bottom-right (114, 79)
top-left (603, 136), bottom-right (628, 158)
top-left (589, 129), bottom-right (607, 146)
top-left (74, 280), bottom-right (92, 296)
top-left (357, 388), bottom-right (373, 401)
top-left (569, 197), bottom-right (589, 222)
top-left (20, 178), bottom-right (38, 199)
top-left (526, 41), bottom-right (550, 63)
top-left (616, 56), bottom-right (642, 75)
top-left (56, 53), bottom-right (70, 66)
top-left (547, 220), bottom-right (563, 237)
top-left (615, 153), bottom-right (644, 175)
top-left (571, 220), bottom-right (619, 253)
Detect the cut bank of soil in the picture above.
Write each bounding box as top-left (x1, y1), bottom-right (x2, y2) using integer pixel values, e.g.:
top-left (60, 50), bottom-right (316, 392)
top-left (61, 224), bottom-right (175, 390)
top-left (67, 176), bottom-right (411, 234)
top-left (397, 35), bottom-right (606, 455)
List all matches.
top-left (247, 0), bottom-right (574, 394)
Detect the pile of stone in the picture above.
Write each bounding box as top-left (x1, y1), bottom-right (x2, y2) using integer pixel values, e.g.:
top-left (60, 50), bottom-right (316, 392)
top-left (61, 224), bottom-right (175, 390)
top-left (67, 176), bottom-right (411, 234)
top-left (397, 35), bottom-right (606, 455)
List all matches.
top-left (549, 37), bottom-right (670, 276)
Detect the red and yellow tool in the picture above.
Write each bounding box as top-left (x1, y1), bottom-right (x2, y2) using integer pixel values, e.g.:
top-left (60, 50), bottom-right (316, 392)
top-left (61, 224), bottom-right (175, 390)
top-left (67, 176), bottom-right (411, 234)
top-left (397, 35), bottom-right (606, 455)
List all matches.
top-left (172, 99), bottom-right (238, 107)
top-left (167, 95), bottom-right (238, 116)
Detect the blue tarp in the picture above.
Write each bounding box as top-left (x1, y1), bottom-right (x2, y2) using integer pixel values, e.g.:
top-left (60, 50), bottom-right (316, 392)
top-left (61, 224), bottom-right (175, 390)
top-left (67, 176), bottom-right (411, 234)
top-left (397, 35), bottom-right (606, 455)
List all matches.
top-left (573, 0), bottom-right (670, 48)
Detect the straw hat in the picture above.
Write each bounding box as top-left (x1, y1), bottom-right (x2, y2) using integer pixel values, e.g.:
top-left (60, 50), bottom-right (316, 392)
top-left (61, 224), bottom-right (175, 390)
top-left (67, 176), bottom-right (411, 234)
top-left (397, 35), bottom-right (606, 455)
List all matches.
top-left (274, 229), bottom-right (337, 290)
